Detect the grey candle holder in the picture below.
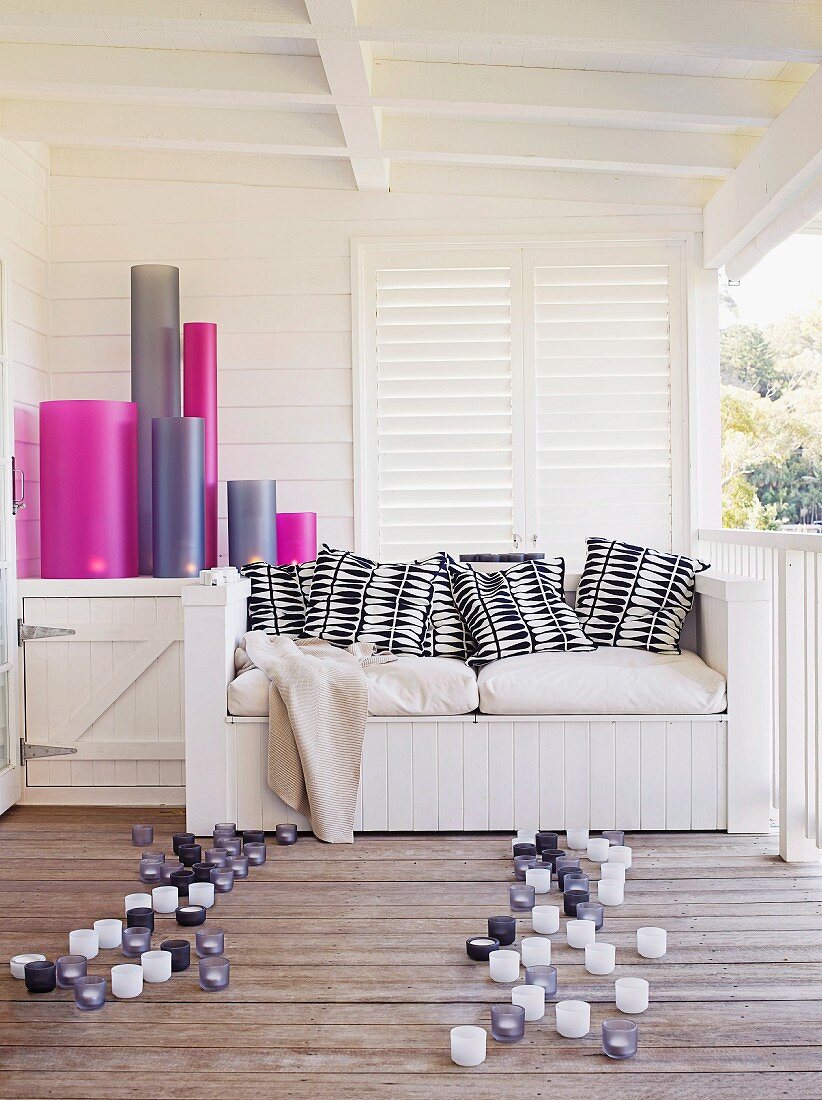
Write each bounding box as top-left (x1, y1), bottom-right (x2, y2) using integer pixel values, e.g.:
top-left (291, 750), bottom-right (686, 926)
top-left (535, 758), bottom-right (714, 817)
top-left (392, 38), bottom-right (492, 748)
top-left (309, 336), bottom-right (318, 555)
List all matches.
top-left (513, 854), bottom-right (538, 881)
top-left (126, 907), bottom-right (154, 931)
top-left (509, 884), bottom-right (536, 911)
top-left (24, 960), bottom-right (56, 993)
top-left (210, 867), bottom-right (235, 893)
top-left (276, 823), bottom-right (298, 845)
top-left (243, 830), bottom-right (265, 846)
top-left (56, 955), bottom-right (88, 988)
top-left (175, 904), bottom-right (207, 927)
top-left (244, 843), bottom-right (266, 866)
top-left (199, 956), bottom-right (230, 991)
top-left (196, 928), bottom-right (225, 957)
top-left (73, 974), bottom-right (106, 1011)
top-left (490, 1004), bottom-right (525, 1043)
top-left (602, 1019), bottom-right (638, 1059)
top-left (141, 851), bottom-right (165, 863)
top-left (602, 830), bottom-right (625, 846)
top-left (160, 861), bottom-right (184, 884)
top-left (576, 901), bottom-right (604, 929)
top-left (193, 861), bottom-right (217, 882)
top-left (121, 927), bottom-right (152, 957)
top-left (563, 886), bottom-right (590, 916)
top-left (535, 831), bottom-right (559, 854)
top-left (178, 843), bottom-right (202, 867)
top-left (170, 869), bottom-right (195, 896)
top-left (215, 835), bottom-right (242, 857)
top-left (205, 848), bottom-right (229, 867)
top-left (138, 860), bottom-right (163, 885)
top-left (228, 854), bottom-right (249, 879)
top-left (512, 842), bottom-right (536, 859)
top-left (541, 848), bottom-right (566, 870)
top-left (525, 964), bottom-right (558, 995)
top-left (131, 824), bottom-right (153, 846)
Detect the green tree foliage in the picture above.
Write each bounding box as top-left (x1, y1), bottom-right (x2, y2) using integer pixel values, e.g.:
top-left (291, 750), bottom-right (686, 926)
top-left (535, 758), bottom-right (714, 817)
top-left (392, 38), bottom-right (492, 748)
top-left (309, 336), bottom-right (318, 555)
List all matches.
top-left (720, 298), bottom-right (822, 530)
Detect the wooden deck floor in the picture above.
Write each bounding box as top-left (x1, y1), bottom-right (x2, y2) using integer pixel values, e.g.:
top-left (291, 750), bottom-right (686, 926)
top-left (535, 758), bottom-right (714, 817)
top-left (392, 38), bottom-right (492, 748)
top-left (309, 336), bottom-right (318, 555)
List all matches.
top-left (1, 807), bottom-right (822, 1098)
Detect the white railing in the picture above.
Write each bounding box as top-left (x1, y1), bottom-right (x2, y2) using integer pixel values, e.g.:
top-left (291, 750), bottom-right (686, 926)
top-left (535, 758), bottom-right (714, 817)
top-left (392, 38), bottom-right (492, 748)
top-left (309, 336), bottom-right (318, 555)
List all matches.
top-left (698, 529), bottom-right (822, 862)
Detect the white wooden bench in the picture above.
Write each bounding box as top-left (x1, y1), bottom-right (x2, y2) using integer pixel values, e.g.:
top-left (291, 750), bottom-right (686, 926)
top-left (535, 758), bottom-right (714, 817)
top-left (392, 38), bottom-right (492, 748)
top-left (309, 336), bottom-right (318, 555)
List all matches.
top-left (181, 572), bottom-right (772, 837)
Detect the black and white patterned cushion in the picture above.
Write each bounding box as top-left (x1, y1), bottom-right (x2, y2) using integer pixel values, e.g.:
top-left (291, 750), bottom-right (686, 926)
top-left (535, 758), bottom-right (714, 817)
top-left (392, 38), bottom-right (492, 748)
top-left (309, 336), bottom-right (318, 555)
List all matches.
top-left (449, 558), bottom-right (593, 666)
top-left (241, 560), bottom-right (315, 637)
top-left (304, 545), bottom-right (439, 655)
top-left (575, 537), bottom-right (709, 653)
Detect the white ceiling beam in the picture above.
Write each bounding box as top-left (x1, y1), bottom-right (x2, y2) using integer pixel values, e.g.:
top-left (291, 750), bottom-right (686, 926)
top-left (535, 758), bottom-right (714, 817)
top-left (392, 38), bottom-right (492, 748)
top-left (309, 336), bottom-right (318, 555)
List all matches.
top-left (0, 0), bottom-right (314, 39)
top-left (383, 115), bottom-right (754, 179)
top-left (4, 0), bottom-right (819, 63)
top-left (703, 67), bottom-right (822, 269)
top-left (0, 99), bottom-right (348, 157)
top-left (305, 0), bottom-right (389, 192)
top-left (390, 162), bottom-right (717, 208)
top-left (357, 0), bottom-right (822, 63)
top-left (0, 42), bottom-right (331, 108)
top-left (372, 60), bottom-right (801, 129)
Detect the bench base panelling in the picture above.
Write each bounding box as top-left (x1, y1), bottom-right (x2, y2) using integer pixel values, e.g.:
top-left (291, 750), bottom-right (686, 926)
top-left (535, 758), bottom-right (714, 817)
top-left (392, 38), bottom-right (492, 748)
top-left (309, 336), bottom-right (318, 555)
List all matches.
top-left (226, 715), bottom-right (728, 833)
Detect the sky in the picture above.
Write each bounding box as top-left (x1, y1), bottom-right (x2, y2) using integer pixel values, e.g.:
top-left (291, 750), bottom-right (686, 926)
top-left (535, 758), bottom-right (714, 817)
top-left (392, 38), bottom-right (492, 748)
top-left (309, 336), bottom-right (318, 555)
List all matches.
top-left (720, 232), bottom-right (822, 329)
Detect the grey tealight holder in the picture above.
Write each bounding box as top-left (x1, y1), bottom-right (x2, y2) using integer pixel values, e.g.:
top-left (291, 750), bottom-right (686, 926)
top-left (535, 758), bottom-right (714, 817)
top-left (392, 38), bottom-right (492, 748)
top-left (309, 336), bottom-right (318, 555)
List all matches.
top-left (215, 835), bottom-right (242, 857)
top-left (170, 868), bottom-right (195, 896)
top-left (56, 955), bottom-right (88, 988)
top-left (514, 854), bottom-right (538, 881)
top-left (121, 927), bottom-right (152, 957)
top-left (196, 928), bottom-right (225, 957)
top-left (555, 857), bottom-right (582, 889)
top-left (244, 843), bottom-right (266, 866)
top-left (512, 842), bottom-right (536, 859)
top-left (576, 901), bottom-right (604, 929)
top-left (509, 883), bottom-right (536, 911)
top-left (199, 956), bottom-right (230, 991)
top-left (275, 823), bottom-right (298, 845)
top-left (525, 965), bottom-right (558, 995)
top-left (490, 1004), bottom-right (525, 1043)
top-left (602, 830), bottom-right (625, 846)
top-left (126, 907), bottom-right (154, 931)
top-left (160, 938), bottom-right (191, 972)
top-left (139, 860), bottom-right (163, 885)
top-left (73, 974), bottom-right (106, 1011)
top-left (178, 843), bottom-right (202, 867)
top-left (228, 854), bottom-right (249, 879)
top-left (193, 861), bottom-right (217, 882)
top-left (210, 867), bottom-right (235, 893)
top-left (131, 824), bottom-right (153, 846)
top-left (602, 1019), bottom-right (638, 1059)
top-left (205, 848), bottom-right (229, 867)
top-left (172, 831), bottom-right (195, 855)
top-left (541, 848), bottom-right (566, 870)
top-left (160, 861), bottom-right (184, 884)
top-left (535, 831), bottom-right (559, 854)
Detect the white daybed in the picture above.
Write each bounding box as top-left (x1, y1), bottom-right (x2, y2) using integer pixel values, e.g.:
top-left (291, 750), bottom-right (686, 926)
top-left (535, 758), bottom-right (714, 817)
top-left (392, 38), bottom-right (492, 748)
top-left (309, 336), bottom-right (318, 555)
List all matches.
top-left (181, 571), bottom-right (772, 837)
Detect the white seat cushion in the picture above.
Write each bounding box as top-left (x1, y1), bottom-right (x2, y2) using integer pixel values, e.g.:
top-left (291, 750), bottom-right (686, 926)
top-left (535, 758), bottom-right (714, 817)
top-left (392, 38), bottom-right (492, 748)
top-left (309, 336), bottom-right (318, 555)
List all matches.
top-left (477, 648), bottom-right (726, 715)
top-left (228, 655), bottom-right (479, 718)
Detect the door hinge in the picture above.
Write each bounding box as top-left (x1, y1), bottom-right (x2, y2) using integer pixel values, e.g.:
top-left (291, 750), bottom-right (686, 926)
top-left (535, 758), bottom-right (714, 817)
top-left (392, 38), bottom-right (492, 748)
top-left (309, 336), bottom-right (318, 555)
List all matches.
top-left (18, 619), bottom-right (76, 646)
top-left (20, 739), bottom-right (77, 761)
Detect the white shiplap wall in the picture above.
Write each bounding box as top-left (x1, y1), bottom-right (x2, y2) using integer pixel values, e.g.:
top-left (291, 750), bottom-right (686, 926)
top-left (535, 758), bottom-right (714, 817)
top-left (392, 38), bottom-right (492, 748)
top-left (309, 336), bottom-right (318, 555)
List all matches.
top-left (0, 139), bottom-right (50, 578)
top-left (48, 171), bottom-right (700, 561)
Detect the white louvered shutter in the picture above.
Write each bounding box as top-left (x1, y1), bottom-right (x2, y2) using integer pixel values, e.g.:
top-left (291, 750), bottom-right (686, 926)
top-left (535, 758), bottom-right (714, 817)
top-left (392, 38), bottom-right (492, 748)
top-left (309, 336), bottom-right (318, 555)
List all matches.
top-left (367, 251), bottom-right (523, 560)
top-left (525, 244), bottom-right (681, 567)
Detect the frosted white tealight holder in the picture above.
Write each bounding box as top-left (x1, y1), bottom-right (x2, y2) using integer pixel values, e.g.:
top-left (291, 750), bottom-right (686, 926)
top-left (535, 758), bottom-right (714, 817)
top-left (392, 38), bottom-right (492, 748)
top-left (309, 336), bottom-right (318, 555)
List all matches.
top-left (93, 919), bottom-right (123, 949)
top-left (555, 999), bottom-right (590, 1038)
top-left (532, 904), bottom-right (561, 935)
top-left (125, 892), bottom-right (152, 914)
top-left (615, 976), bottom-right (649, 1013)
top-left (69, 929), bottom-right (99, 960)
top-left (525, 867), bottom-right (552, 894)
top-left (10, 953), bottom-right (45, 979)
top-left (597, 879), bottom-right (625, 906)
top-left (584, 942), bottom-right (616, 975)
top-left (489, 949), bottom-right (520, 983)
top-left (601, 863), bottom-right (626, 883)
top-left (151, 886), bottom-right (179, 915)
top-left (189, 882), bottom-right (215, 909)
top-left (450, 1025), bottom-right (486, 1066)
top-left (637, 926), bottom-right (667, 958)
top-left (566, 919), bottom-right (596, 949)
top-left (566, 827), bottom-right (589, 850)
top-left (520, 936), bottom-right (552, 967)
top-left (609, 845), bottom-right (632, 868)
top-left (512, 983), bottom-right (545, 1022)
top-left (111, 963), bottom-right (143, 999)
top-left (587, 837), bottom-right (610, 862)
top-left (141, 950), bottom-right (172, 983)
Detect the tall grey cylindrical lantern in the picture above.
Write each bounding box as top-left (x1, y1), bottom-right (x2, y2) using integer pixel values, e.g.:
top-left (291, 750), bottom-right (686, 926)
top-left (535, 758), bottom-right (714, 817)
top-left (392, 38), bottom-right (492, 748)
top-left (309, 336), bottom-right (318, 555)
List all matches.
top-left (227, 480), bottom-right (277, 567)
top-left (132, 264), bottom-right (181, 575)
top-left (152, 417), bottom-right (205, 578)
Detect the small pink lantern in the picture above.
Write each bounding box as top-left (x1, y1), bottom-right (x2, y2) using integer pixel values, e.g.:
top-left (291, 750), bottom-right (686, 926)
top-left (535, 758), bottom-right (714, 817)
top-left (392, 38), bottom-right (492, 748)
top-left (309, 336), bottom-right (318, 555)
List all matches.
top-left (276, 512), bottom-right (317, 564)
top-left (40, 400), bottom-right (138, 579)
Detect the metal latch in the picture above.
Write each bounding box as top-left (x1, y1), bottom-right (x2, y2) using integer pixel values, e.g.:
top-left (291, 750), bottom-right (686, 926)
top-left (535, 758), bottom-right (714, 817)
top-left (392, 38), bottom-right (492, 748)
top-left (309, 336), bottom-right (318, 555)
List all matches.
top-left (20, 739), bottom-right (77, 761)
top-left (18, 620), bottom-right (76, 645)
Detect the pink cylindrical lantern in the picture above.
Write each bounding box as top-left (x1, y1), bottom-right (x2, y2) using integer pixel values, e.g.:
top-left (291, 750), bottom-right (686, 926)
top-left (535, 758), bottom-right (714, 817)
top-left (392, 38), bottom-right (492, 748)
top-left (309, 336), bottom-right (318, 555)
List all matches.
top-left (183, 323), bottom-right (218, 568)
top-left (276, 512), bottom-right (317, 564)
top-left (40, 400), bottom-right (138, 578)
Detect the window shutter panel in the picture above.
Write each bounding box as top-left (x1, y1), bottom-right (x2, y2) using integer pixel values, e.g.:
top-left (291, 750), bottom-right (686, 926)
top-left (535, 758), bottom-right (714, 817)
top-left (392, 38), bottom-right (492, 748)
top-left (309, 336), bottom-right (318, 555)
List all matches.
top-left (528, 244), bottom-right (676, 565)
top-left (373, 257), bottom-right (517, 560)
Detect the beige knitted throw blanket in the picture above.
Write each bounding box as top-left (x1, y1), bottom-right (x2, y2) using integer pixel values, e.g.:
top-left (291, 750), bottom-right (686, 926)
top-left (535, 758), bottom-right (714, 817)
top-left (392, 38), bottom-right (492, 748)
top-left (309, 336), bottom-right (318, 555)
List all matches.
top-left (240, 632), bottom-right (393, 843)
